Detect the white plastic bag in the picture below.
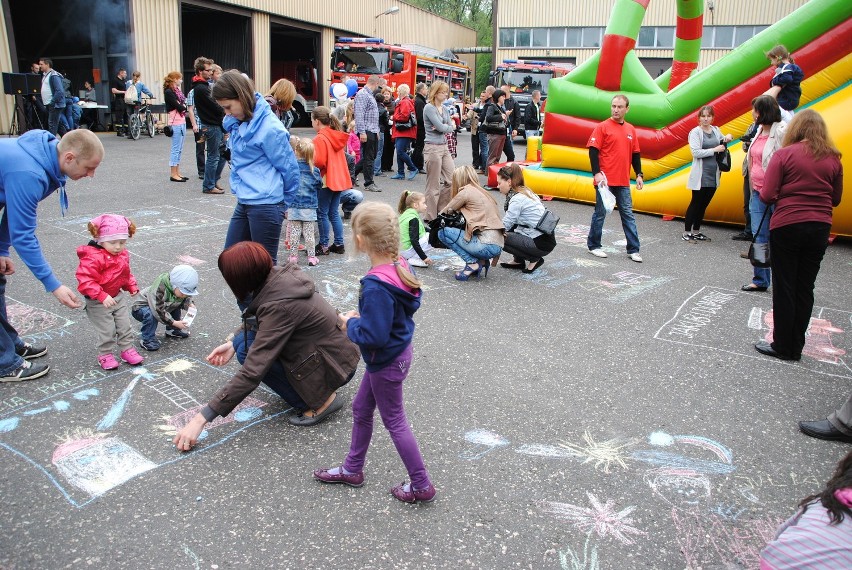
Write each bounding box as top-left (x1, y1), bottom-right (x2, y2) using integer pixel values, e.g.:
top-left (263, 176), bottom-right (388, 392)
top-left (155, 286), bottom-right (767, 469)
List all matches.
top-left (596, 173), bottom-right (616, 214)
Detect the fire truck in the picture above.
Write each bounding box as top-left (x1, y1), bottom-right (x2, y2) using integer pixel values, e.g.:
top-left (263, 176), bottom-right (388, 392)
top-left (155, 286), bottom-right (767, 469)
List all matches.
top-left (270, 59), bottom-right (318, 127)
top-left (330, 38), bottom-right (470, 111)
top-left (489, 59), bottom-right (573, 137)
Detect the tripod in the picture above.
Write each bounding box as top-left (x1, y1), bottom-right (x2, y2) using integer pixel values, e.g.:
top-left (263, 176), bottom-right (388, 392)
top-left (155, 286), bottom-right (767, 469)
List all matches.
top-left (5, 95), bottom-right (43, 137)
top-left (6, 95), bottom-right (25, 136)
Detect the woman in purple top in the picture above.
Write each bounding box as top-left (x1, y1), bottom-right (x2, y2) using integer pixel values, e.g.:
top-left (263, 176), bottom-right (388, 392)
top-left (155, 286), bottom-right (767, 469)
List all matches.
top-left (753, 109), bottom-right (843, 361)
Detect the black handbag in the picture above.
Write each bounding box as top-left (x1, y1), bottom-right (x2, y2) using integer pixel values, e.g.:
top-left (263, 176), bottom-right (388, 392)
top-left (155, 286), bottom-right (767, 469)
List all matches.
top-left (748, 207), bottom-right (771, 268)
top-left (163, 125), bottom-right (174, 137)
top-left (427, 211), bottom-right (466, 249)
top-left (716, 142), bottom-right (732, 172)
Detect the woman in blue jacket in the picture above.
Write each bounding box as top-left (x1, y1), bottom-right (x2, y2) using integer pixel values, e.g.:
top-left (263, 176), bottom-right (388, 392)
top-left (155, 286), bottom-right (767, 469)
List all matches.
top-left (212, 71), bottom-right (299, 266)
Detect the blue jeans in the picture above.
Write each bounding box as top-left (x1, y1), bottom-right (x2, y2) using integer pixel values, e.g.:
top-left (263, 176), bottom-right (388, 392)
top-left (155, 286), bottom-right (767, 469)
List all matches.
top-left (169, 123), bottom-right (186, 166)
top-left (224, 202), bottom-right (286, 265)
top-left (374, 132), bottom-right (384, 175)
top-left (478, 131), bottom-right (488, 170)
top-left (749, 189), bottom-right (774, 288)
top-left (47, 104), bottom-right (65, 136)
top-left (131, 306), bottom-right (181, 341)
top-left (587, 185), bottom-right (640, 254)
top-left (437, 227), bottom-right (502, 264)
top-left (201, 123), bottom-right (225, 191)
top-left (233, 329), bottom-right (308, 412)
top-left (317, 188), bottom-right (344, 247)
top-left (526, 129), bottom-right (541, 138)
top-left (395, 138), bottom-right (417, 175)
top-left (340, 189), bottom-right (364, 214)
top-left (0, 275), bottom-right (26, 375)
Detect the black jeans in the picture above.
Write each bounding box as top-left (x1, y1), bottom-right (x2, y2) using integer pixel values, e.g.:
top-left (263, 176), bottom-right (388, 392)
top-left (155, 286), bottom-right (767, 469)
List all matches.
top-left (412, 131), bottom-right (425, 170)
top-left (769, 222), bottom-right (831, 359)
top-left (684, 186), bottom-right (717, 232)
top-left (503, 231), bottom-right (556, 263)
top-left (353, 131), bottom-right (378, 187)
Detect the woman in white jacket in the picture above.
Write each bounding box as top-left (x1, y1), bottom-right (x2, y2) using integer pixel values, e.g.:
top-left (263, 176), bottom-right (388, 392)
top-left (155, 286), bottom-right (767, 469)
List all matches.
top-left (684, 106), bottom-right (732, 241)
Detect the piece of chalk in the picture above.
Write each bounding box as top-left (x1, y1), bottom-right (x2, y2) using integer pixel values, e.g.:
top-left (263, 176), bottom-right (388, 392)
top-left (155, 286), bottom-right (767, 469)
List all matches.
top-left (196, 496), bottom-right (202, 501)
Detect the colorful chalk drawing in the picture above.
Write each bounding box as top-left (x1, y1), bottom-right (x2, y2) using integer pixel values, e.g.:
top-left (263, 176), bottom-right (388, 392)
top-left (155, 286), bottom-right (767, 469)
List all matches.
top-left (655, 286), bottom-right (852, 379)
top-left (0, 355), bottom-right (289, 507)
top-left (461, 427), bottom-right (817, 567)
top-left (540, 493), bottom-right (646, 545)
top-left (7, 297), bottom-right (75, 341)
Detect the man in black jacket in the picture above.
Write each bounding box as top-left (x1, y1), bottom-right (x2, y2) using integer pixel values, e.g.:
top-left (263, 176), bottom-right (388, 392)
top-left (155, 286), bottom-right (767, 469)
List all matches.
top-left (501, 84), bottom-right (518, 161)
top-left (191, 57), bottom-right (226, 195)
top-left (411, 83), bottom-right (427, 172)
top-left (524, 90), bottom-right (543, 137)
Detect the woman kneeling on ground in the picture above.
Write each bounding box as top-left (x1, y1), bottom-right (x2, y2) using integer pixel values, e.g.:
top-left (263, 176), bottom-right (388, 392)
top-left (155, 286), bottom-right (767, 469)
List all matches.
top-left (496, 163), bottom-right (556, 273)
top-left (173, 241), bottom-right (360, 451)
top-left (437, 165), bottom-right (504, 281)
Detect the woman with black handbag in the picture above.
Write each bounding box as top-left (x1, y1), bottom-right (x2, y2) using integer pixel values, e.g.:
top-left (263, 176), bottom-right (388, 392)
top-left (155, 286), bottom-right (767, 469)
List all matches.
top-left (437, 166), bottom-right (504, 281)
top-left (684, 105), bottom-right (733, 241)
top-left (753, 109), bottom-right (843, 361)
top-left (390, 84), bottom-right (418, 181)
top-left (484, 90), bottom-right (509, 167)
top-left (496, 163), bottom-right (556, 273)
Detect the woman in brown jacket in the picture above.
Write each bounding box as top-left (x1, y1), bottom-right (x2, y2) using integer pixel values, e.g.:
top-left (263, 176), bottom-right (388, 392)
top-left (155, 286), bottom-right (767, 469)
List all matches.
top-left (437, 165), bottom-right (505, 281)
top-left (174, 242), bottom-right (360, 451)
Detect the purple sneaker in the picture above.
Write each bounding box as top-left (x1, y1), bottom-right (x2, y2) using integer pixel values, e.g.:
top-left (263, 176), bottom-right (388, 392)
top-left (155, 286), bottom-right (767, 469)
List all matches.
top-left (313, 466), bottom-right (365, 488)
top-left (390, 481), bottom-right (436, 504)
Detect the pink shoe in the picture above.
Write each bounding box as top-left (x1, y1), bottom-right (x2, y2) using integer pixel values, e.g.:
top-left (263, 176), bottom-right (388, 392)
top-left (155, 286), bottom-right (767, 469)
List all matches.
top-left (390, 481), bottom-right (436, 503)
top-left (98, 353), bottom-right (120, 370)
top-left (308, 256), bottom-right (319, 266)
top-left (288, 255), bottom-right (298, 265)
top-left (120, 347), bottom-right (144, 365)
top-left (313, 466), bottom-right (365, 487)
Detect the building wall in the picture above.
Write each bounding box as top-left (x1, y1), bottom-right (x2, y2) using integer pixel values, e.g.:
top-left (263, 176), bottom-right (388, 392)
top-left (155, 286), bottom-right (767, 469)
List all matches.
top-left (0, 1), bottom-right (12, 132)
top-left (495, 0), bottom-right (812, 67)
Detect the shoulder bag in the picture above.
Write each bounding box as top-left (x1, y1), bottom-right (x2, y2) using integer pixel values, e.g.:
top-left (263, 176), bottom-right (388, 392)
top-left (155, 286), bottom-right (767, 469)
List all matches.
top-left (716, 142), bottom-right (732, 172)
top-left (747, 207), bottom-right (771, 268)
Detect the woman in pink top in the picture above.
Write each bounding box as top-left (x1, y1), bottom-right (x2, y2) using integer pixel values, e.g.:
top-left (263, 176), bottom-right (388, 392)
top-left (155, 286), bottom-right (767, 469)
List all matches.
top-left (742, 95), bottom-right (786, 292)
top-left (753, 109), bottom-right (843, 361)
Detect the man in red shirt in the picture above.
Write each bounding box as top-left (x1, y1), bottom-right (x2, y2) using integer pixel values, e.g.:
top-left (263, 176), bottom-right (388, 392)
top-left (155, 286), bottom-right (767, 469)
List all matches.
top-left (586, 94), bottom-right (644, 262)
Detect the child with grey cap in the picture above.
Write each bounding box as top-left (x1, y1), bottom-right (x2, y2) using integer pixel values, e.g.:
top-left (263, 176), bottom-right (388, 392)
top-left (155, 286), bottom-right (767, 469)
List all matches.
top-left (131, 264), bottom-right (199, 351)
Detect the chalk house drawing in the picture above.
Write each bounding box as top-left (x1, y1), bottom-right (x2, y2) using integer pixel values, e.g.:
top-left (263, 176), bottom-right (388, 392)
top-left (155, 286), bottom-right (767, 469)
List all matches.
top-left (0, 355), bottom-right (288, 507)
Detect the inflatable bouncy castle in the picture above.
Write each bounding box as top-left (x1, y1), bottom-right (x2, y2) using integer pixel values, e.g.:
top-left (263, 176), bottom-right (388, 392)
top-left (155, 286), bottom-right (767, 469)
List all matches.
top-left (524, 0), bottom-right (852, 237)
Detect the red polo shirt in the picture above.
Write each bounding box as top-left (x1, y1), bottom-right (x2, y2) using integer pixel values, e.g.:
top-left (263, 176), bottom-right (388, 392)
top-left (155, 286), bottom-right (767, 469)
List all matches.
top-left (587, 118), bottom-right (640, 187)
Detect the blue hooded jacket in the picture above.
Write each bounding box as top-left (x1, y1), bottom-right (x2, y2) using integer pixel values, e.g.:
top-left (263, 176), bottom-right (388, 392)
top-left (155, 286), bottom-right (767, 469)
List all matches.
top-left (0, 130), bottom-right (67, 292)
top-left (291, 160), bottom-right (321, 210)
top-left (346, 274), bottom-right (421, 372)
top-left (222, 93), bottom-right (298, 206)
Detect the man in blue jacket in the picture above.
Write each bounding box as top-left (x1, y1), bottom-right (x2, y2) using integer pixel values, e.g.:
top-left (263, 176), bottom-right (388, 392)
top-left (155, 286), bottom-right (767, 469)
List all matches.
top-left (0, 129), bottom-right (103, 381)
top-left (38, 58), bottom-right (66, 136)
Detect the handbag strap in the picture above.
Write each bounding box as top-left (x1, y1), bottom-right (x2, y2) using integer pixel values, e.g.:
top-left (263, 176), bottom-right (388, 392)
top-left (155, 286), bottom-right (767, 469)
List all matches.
top-left (751, 205), bottom-right (771, 244)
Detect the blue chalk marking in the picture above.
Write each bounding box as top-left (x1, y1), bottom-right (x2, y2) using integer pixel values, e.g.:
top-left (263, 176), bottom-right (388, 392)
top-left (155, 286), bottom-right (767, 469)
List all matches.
top-left (96, 377), bottom-right (140, 431)
top-left (0, 417), bottom-right (19, 432)
top-left (73, 388), bottom-right (100, 400)
top-left (53, 400), bottom-right (70, 411)
top-left (234, 407), bottom-right (263, 422)
top-left (23, 407), bottom-right (51, 416)
top-left (198, 430), bottom-right (208, 441)
top-left (631, 450), bottom-right (736, 475)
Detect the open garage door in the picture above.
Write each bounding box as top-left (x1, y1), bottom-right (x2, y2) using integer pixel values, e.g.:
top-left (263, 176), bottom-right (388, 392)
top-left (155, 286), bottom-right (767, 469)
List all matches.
top-left (270, 22), bottom-right (320, 127)
top-left (181, 2), bottom-right (250, 79)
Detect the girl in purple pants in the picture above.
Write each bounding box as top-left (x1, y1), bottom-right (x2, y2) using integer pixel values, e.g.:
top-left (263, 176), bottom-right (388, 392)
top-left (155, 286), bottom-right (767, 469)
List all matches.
top-left (313, 202), bottom-right (435, 504)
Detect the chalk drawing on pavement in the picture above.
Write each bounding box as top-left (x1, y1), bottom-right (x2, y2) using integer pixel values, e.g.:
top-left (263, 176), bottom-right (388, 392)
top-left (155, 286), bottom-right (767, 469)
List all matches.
top-left (557, 536), bottom-right (600, 570)
top-left (0, 355), bottom-right (288, 507)
top-left (459, 428), bottom-right (509, 460)
top-left (540, 493), bottom-right (646, 545)
top-left (7, 297), bottom-right (75, 341)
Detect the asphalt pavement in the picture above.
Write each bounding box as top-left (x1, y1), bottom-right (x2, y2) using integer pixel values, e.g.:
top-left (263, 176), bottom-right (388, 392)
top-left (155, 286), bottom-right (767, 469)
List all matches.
top-left (0, 128), bottom-right (850, 569)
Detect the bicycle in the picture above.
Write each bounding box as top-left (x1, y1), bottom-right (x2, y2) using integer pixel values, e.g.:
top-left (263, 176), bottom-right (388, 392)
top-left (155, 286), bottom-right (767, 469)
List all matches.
top-left (127, 97), bottom-right (156, 140)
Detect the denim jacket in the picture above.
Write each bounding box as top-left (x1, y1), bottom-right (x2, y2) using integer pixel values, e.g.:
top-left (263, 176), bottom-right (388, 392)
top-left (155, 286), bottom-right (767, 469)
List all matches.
top-left (291, 160), bottom-right (321, 210)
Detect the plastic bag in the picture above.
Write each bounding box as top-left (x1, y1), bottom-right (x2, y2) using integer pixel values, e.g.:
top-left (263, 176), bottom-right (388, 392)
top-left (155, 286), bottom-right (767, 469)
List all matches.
top-left (596, 174), bottom-right (616, 214)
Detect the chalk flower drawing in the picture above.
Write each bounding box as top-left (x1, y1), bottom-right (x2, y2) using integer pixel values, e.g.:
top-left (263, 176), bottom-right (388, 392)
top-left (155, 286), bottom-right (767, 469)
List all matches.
top-left (558, 430), bottom-right (637, 473)
top-left (558, 535), bottom-right (600, 570)
top-left (541, 493), bottom-right (646, 545)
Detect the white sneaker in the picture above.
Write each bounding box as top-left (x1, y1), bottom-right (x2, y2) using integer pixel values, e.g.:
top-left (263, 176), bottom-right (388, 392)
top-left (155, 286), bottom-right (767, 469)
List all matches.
top-left (408, 257), bottom-right (428, 268)
top-left (628, 252), bottom-right (643, 263)
top-left (589, 249), bottom-right (608, 258)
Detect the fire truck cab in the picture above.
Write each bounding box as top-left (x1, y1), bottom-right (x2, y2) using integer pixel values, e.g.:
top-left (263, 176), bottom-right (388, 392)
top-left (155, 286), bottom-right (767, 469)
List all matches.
top-left (489, 59), bottom-right (573, 138)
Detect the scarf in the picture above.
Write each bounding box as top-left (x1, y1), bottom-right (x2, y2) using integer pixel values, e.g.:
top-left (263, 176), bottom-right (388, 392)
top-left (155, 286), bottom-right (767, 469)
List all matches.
top-left (175, 86), bottom-right (186, 105)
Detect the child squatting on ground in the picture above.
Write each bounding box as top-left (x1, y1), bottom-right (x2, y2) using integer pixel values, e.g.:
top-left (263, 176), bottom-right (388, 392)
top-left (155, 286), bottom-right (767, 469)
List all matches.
top-left (286, 136), bottom-right (320, 267)
top-left (313, 202), bottom-right (436, 504)
top-left (397, 190), bottom-right (433, 268)
top-left (75, 214), bottom-right (144, 370)
top-left (131, 265), bottom-right (199, 351)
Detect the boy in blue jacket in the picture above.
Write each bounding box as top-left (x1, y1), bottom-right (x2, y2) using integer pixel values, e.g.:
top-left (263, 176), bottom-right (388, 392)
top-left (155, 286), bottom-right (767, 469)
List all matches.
top-left (0, 129), bottom-right (103, 381)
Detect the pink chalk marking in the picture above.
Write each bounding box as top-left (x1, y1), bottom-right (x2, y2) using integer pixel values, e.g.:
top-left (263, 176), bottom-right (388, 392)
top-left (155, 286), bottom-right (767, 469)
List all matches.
top-left (178, 255), bottom-right (206, 266)
top-left (52, 435), bottom-right (107, 463)
top-left (167, 397), bottom-right (268, 431)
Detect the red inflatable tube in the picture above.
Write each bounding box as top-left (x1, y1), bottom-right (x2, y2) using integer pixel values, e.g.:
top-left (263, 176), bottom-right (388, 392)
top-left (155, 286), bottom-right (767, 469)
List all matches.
top-left (596, 34), bottom-right (637, 91)
top-left (544, 21), bottom-right (851, 159)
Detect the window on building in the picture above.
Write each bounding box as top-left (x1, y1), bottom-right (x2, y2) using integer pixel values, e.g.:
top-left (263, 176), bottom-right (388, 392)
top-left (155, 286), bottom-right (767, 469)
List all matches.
top-left (714, 26), bottom-right (735, 48)
top-left (516, 28), bottom-right (531, 47)
top-left (549, 28), bottom-right (566, 48)
top-left (532, 28), bottom-right (548, 47)
top-left (566, 28), bottom-right (581, 47)
top-left (656, 27), bottom-right (674, 48)
top-left (499, 28), bottom-right (514, 48)
top-left (637, 28), bottom-right (655, 48)
top-left (582, 27), bottom-right (602, 48)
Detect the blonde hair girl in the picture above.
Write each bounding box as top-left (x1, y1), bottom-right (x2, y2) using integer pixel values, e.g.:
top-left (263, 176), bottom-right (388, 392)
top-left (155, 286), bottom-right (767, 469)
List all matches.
top-left (286, 137), bottom-right (321, 266)
top-left (397, 191), bottom-right (433, 268)
top-left (314, 201), bottom-right (435, 504)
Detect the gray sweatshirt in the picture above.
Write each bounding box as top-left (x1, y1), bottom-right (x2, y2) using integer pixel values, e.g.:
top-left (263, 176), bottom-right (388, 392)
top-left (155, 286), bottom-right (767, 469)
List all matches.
top-left (423, 103), bottom-right (454, 144)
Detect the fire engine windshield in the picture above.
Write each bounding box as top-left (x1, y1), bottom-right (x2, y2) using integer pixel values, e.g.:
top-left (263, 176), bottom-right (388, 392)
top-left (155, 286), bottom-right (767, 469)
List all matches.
top-left (499, 71), bottom-right (554, 95)
top-left (332, 48), bottom-right (390, 74)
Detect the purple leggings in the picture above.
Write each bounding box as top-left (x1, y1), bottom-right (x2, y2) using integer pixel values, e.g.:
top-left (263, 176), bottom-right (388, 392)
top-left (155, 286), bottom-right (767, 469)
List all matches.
top-left (343, 344), bottom-right (430, 489)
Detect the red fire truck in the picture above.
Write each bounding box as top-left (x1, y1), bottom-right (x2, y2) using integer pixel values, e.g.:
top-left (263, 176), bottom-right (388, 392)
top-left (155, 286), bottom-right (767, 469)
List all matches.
top-left (270, 59), bottom-right (318, 126)
top-left (330, 38), bottom-right (471, 106)
top-left (489, 59), bottom-right (573, 137)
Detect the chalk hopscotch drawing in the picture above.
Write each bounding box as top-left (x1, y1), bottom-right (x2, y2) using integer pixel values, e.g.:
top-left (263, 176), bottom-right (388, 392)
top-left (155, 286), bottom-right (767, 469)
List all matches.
top-left (0, 355), bottom-right (288, 507)
top-left (540, 493), bottom-right (646, 545)
top-left (7, 297), bottom-right (74, 339)
top-left (460, 429), bottom-right (510, 460)
top-left (557, 536), bottom-right (600, 570)
top-left (656, 286), bottom-right (852, 379)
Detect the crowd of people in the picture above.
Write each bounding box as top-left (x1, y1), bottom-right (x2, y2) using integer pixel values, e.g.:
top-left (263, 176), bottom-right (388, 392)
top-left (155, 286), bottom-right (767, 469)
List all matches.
top-left (1, 46), bottom-right (850, 535)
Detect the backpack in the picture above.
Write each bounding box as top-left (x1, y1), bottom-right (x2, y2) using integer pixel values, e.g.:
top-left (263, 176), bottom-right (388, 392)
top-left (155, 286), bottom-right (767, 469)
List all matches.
top-left (125, 83), bottom-right (138, 104)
